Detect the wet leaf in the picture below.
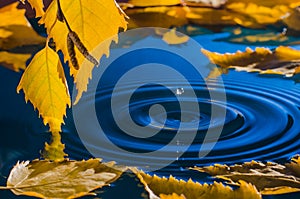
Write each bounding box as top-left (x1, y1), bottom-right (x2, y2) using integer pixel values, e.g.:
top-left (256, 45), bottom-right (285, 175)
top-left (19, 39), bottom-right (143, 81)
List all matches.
top-left (17, 45), bottom-right (71, 133)
top-left (133, 169), bottom-right (261, 199)
top-left (123, 0), bottom-right (300, 29)
top-left (192, 156), bottom-right (300, 195)
top-left (0, 51), bottom-right (30, 72)
top-left (1, 159), bottom-right (126, 199)
top-left (40, 0), bottom-right (127, 104)
top-left (202, 46), bottom-right (300, 77)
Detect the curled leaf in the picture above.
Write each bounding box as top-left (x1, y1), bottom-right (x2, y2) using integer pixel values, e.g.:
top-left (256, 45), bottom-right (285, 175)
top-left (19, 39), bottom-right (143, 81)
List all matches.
top-left (2, 159), bottom-right (126, 199)
top-left (192, 156), bottom-right (300, 195)
top-left (132, 169), bottom-right (261, 199)
top-left (202, 46), bottom-right (300, 77)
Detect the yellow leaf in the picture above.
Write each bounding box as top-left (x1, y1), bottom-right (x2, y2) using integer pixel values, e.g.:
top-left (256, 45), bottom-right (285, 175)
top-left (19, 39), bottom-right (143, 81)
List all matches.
top-left (0, 51), bottom-right (30, 72)
top-left (20, 0), bottom-right (45, 17)
top-left (40, 0), bottom-right (127, 104)
top-left (192, 156), bottom-right (300, 195)
top-left (2, 159), bottom-right (126, 199)
top-left (17, 45), bottom-right (71, 133)
top-left (132, 169), bottom-right (261, 199)
top-left (201, 46), bottom-right (300, 77)
top-left (0, 2), bottom-right (45, 50)
top-left (162, 28), bottom-right (189, 45)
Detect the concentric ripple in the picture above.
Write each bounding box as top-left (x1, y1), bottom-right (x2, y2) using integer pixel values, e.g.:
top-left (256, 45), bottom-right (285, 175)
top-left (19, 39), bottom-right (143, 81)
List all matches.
top-left (73, 70), bottom-right (300, 170)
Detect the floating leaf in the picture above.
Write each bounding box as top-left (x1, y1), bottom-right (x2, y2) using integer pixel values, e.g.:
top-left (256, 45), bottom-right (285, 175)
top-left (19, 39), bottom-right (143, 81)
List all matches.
top-left (17, 45), bottom-right (71, 133)
top-left (123, 0), bottom-right (300, 29)
top-left (1, 159), bottom-right (126, 199)
top-left (192, 156), bottom-right (300, 195)
top-left (40, 0), bottom-right (127, 104)
top-left (0, 51), bottom-right (30, 72)
top-left (202, 46), bottom-right (300, 77)
top-left (132, 169), bottom-right (261, 199)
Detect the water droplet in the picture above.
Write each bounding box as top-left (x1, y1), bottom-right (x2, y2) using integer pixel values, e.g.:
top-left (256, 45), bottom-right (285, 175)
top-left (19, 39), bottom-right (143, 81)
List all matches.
top-left (176, 88), bottom-right (184, 95)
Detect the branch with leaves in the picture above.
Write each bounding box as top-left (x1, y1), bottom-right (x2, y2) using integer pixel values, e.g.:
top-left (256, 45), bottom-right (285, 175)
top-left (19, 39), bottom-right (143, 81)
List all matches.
top-left (14, 0), bottom-right (128, 161)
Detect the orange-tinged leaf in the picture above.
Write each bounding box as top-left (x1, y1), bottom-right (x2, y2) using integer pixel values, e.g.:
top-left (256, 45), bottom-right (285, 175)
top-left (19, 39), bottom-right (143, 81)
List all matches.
top-left (20, 0), bottom-right (45, 17)
top-left (0, 51), bottom-right (30, 72)
top-left (1, 159), bottom-right (126, 199)
top-left (17, 45), bottom-right (71, 133)
top-left (132, 169), bottom-right (261, 199)
top-left (202, 46), bottom-right (300, 77)
top-left (40, 0), bottom-right (127, 104)
top-left (192, 156), bottom-right (300, 195)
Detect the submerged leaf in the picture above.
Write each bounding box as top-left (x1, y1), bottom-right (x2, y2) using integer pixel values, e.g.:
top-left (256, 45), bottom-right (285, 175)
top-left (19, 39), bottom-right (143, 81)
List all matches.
top-left (192, 156), bottom-right (300, 195)
top-left (133, 169), bottom-right (261, 199)
top-left (17, 45), bottom-right (71, 133)
top-left (40, 0), bottom-right (127, 104)
top-left (202, 46), bottom-right (300, 77)
top-left (4, 159), bottom-right (126, 199)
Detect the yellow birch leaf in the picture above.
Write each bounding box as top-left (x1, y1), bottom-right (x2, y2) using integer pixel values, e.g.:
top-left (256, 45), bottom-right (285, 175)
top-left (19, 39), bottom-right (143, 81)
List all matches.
top-left (20, 0), bottom-right (45, 17)
top-left (2, 159), bottom-right (126, 199)
top-left (17, 45), bottom-right (71, 133)
top-left (40, 0), bottom-right (127, 104)
top-left (162, 28), bottom-right (189, 45)
top-left (201, 46), bottom-right (300, 77)
top-left (132, 169), bottom-right (261, 199)
top-left (0, 51), bottom-right (30, 72)
top-left (192, 156), bottom-right (300, 195)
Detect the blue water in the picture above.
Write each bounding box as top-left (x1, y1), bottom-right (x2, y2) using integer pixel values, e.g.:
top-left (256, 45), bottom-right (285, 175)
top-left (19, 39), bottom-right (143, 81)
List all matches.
top-left (0, 29), bottom-right (300, 198)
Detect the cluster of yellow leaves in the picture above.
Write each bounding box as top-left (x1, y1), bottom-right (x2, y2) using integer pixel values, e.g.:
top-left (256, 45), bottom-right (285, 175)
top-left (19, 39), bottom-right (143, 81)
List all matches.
top-left (202, 46), bottom-right (300, 78)
top-left (192, 155), bottom-right (300, 195)
top-left (0, 2), bottom-right (45, 71)
top-left (132, 168), bottom-right (261, 199)
top-left (17, 0), bottom-right (127, 134)
top-left (3, 157), bottom-right (300, 199)
top-left (122, 0), bottom-right (300, 31)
